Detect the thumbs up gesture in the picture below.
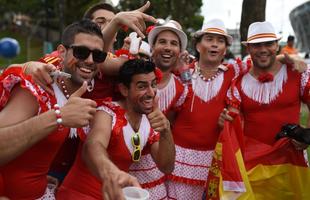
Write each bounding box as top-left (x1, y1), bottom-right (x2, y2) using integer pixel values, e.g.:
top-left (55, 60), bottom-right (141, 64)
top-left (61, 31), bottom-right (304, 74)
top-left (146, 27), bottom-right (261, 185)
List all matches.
top-left (60, 82), bottom-right (97, 127)
top-left (147, 96), bottom-right (170, 133)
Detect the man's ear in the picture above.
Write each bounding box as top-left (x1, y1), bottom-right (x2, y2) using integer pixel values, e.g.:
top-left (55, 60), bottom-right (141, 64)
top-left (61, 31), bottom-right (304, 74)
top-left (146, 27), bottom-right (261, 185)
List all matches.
top-left (196, 43), bottom-right (201, 53)
top-left (57, 44), bottom-right (67, 61)
top-left (118, 83), bottom-right (129, 97)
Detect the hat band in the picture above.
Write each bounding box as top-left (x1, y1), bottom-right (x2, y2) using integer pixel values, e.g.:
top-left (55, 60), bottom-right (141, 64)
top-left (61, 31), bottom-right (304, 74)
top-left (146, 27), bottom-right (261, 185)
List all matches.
top-left (204, 28), bottom-right (226, 35)
top-left (247, 33), bottom-right (277, 42)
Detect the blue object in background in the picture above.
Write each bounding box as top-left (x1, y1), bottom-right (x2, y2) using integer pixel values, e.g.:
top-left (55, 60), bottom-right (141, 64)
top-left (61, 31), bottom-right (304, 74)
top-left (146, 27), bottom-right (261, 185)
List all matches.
top-left (0, 37), bottom-right (20, 59)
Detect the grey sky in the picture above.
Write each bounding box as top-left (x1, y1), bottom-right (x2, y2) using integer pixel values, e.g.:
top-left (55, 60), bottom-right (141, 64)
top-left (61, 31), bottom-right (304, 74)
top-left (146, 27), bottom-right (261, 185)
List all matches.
top-left (201, 0), bottom-right (309, 41)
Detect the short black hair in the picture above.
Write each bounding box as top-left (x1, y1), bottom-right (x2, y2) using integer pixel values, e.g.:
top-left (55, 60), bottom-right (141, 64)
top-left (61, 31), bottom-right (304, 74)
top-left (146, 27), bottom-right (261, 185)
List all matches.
top-left (287, 35), bottom-right (295, 42)
top-left (83, 3), bottom-right (116, 20)
top-left (119, 59), bottom-right (156, 87)
top-left (62, 19), bottom-right (103, 47)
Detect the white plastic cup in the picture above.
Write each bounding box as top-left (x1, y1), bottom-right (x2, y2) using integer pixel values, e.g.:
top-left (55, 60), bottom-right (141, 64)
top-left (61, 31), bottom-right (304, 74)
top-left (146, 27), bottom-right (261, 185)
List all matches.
top-left (122, 186), bottom-right (149, 200)
top-left (129, 32), bottom-right (142, 55)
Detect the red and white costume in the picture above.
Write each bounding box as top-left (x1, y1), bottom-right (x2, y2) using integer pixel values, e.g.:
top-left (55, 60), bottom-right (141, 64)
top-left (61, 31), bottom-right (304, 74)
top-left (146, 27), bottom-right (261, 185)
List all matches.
top-left (166, 62), bottom-right (243, 199)
top-left (128, 74), bottom-right (187, 200)
top-left (227, 64), bottom-right (310, 170)
top-left (0, 67), bottom-right (85, 200)
top-left (57, 101), bottom-right (160, 200)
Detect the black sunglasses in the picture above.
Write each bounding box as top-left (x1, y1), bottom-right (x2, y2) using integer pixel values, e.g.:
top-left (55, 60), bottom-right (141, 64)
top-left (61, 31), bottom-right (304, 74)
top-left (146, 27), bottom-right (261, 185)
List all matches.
top-left (131, 133), bottom-right (141, 162)
top-left (66, 45), bottom-right (107, 63)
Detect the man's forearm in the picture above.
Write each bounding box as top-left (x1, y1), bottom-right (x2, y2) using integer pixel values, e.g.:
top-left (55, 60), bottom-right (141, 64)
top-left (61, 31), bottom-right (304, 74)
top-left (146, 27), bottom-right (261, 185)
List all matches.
top-left (82, 140), bottom-right (118, 182)
top-left (0, 110), bottom-right (57, 166)
top-left (154, 129), bottom-right (175, 174)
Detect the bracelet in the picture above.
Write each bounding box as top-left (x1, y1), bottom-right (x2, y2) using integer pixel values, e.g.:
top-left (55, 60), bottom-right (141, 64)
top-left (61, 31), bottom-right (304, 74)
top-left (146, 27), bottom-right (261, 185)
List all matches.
top-left (53, 104), bottom-right (63, 126)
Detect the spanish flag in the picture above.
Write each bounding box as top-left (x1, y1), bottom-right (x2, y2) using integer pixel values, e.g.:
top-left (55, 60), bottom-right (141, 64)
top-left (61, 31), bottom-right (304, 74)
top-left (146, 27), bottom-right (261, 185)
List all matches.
top-left (237, 135), bottom-right (310, 200)
top-left (205, 115), bottom-right (252, 200)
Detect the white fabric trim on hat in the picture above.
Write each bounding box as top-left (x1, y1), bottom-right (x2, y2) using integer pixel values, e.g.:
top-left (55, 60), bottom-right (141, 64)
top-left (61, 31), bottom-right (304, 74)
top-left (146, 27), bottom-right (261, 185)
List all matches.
top-left (241, 65), bottom-right (288, 104)
top-left (148, 21), bottom-right (188, 52)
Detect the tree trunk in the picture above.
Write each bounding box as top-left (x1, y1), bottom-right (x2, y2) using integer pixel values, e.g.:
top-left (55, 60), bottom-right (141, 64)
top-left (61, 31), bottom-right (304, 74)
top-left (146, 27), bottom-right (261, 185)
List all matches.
top-left (240, 0), bottom-right (266, 58)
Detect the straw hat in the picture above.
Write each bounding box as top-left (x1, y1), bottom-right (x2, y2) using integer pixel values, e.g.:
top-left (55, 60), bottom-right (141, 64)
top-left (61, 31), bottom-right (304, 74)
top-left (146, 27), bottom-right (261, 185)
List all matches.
top-left (148, 20), bottom-right (188, 52)
top-left (242, 21), bottom-right (281, 45)
top-left (194, 19), bottom-right (233, 45)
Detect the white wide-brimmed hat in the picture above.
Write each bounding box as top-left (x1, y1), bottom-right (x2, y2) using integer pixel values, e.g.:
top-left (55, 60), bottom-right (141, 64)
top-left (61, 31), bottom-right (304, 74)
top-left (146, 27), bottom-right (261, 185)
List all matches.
top-left (242, 21), bottom-right (281, 45)
top-left (148, 20), bottom-right (188, 52)
top-left (139, 41), bottom-right (151, 57)
top-left (194, 19), bottom-right (233, 45)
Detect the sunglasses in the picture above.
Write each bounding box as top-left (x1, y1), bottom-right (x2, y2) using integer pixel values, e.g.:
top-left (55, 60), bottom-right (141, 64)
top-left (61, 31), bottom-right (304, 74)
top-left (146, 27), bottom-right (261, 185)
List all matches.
top-left (66, 45), bottom-right (107, 63)
top-left (131, 132), bottom-right (141, 162)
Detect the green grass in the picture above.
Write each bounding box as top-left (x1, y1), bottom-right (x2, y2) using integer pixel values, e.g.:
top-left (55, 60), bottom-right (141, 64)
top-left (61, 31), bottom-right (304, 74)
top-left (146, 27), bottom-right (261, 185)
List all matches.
top-left (0, 29), bottom-right (43, 68)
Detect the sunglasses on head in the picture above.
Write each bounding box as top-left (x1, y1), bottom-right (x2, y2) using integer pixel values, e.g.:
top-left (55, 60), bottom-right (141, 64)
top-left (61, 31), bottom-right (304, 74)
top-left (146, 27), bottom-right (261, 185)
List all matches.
top-left (131, 132), bottom-right (141, 162)
top-left (65, 45), bottom-right (107, 63)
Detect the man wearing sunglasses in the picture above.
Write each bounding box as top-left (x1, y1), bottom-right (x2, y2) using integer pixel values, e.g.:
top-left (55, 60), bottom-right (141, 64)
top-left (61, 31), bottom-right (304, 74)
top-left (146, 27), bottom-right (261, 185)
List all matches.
top-left (0, 20), bottom-right (107, 199)
top-left (56, 59), bottom-right (175, 200)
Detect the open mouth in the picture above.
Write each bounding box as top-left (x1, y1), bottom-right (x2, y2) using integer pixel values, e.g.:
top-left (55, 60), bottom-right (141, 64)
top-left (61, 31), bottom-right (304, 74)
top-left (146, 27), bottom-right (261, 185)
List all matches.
top-left (208, 50), bottom-right (219, 56)
top-left (141, 97), bottom-right (153, 110)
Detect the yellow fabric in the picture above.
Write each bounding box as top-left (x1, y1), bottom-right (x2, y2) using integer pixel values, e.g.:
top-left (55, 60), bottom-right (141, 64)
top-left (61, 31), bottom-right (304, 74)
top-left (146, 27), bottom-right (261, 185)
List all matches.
top-left (238, 164), bottom-right (310, 200)
top-left (219, 149), bottom-right (254, 200)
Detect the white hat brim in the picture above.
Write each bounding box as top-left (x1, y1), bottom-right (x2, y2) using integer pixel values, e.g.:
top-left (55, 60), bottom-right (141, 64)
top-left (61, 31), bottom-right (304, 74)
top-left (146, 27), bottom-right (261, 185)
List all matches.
top-left (148, 26), bottom-right (188, 52)
top-left (194, 31), bottom-right (233, 45)
top-left (241, 36), bottom-right (282, 45)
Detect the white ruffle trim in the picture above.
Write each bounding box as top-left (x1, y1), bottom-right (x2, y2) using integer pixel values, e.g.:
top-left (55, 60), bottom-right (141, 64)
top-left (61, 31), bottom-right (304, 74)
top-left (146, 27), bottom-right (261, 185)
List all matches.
top-left (241, 65), bottom-right (287, 104)
top-left (191, 70), bottom-right (224, 103)
top-left (158, 74), bottom-right (176, 112)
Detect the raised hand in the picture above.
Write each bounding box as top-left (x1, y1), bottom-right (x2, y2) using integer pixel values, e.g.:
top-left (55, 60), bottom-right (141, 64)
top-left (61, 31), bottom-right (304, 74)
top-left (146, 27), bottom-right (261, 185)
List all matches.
top-left (102, 168), bottom-right (140, 200)
top-left (218, 108), bottom-right (234, 129)
top-left (60, 82), bottom-right (97, 127)
top-left (147, 96), bottom-right (170, 133)
top-left (24, 62), bottom-right (56, 95)
top-left (283, 53), bottom-right (307, 73)
top-left (113, 1), bottom-right (157, 38)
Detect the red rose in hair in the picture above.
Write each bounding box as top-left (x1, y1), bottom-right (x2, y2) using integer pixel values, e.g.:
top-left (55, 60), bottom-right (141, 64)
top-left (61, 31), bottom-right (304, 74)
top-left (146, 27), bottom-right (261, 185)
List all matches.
top-left (258, 73), bottom-right (274, 83)
top-left (154, 67), bottom-right (163, 83)
top-left (146, 25), bottom-right (155, 35)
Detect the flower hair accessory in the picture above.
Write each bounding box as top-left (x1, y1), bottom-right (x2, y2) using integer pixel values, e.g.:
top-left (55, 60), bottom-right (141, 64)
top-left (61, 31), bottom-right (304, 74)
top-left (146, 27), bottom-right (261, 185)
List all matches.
top-left (114, 49), bottom-right (136, 60)
top-left (146, 25), bottom-right (155, 35)
top-left (258, 73), bottom-right (274, 83)
top-left (154, 67), bottom-right (163, 83)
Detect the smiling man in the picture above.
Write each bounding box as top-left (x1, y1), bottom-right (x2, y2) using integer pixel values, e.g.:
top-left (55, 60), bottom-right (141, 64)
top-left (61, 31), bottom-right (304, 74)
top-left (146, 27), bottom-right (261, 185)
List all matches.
top-left (0, 20), bottom-right (105, 199)
top-left (56, 59), bottom-right (175, 200)
top-left (226, 21), bottom-right (310, 199)
top-left (164, 18), bottom-right (245, 199)
top-left (128, 20), bottom-right (189, 199)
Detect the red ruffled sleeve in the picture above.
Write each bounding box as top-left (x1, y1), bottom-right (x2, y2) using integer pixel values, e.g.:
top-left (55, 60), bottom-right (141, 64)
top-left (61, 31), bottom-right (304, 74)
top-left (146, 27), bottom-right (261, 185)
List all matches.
top-left (0, 67), bottom-right (54, 112)
top-left (226, 77), bottom-right (242, 109)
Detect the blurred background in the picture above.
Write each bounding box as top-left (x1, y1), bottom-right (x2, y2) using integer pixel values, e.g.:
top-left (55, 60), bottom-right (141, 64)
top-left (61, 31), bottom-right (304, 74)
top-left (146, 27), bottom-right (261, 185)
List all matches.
top-left (0, 0), bottom-right (309, 68)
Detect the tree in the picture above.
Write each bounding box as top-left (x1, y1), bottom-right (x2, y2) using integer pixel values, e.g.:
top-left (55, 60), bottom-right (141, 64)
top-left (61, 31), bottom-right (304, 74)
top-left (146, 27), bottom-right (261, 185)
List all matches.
top-left (118, 0), bottom-right (204, 50)
top-left (240, 0), bottom-right (266, 58)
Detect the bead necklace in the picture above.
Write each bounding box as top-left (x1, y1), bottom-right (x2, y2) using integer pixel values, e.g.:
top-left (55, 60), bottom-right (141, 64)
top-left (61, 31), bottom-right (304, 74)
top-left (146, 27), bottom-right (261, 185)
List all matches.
top-left (59, 79), bottom-right (70, 99)
top-left (198, 68), bottom-right (222, 82)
